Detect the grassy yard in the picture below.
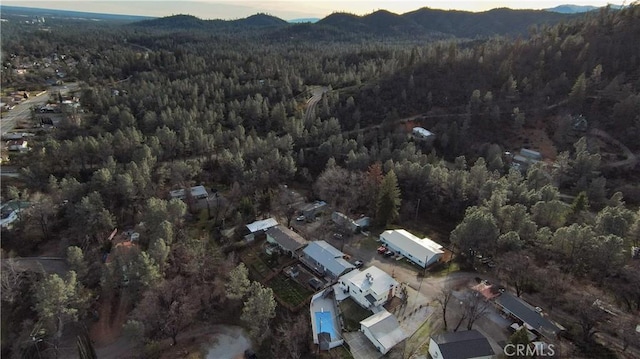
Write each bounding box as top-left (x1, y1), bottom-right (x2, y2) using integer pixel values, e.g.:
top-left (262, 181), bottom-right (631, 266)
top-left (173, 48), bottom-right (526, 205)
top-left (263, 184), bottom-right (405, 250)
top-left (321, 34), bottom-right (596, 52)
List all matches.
top-left (339, 298), bottom-right (373, 332)
top-left (242, 249), bottom-right (272, 280)
top-left (429, 261), bottom-right (460, 277)
top-left (268, 274), bottom-right (312, 307)
top-left (404, 315), bottom-right (442, 358)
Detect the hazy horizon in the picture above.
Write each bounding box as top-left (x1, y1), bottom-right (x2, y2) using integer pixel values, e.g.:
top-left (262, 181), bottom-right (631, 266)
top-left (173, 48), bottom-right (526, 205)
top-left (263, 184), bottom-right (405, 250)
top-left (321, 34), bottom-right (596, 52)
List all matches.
top-left (0, 1), bottom-right (622, 20)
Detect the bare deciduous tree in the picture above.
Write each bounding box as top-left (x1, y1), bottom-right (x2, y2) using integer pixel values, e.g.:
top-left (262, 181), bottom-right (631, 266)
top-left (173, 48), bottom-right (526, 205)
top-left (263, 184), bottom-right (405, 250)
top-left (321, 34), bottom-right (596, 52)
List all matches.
top-left (131, 276), bottom-right (200, 346)
top-left (436, 283), bottom-right (454, 331)
top-left (274, 313), bottom-right (310, 359)
top-left (1, 258), bottom-right (25, 304)
top-left (463, 291), bottom-right (490, 331)
top-left (566, 289), bottom-right (607, 343)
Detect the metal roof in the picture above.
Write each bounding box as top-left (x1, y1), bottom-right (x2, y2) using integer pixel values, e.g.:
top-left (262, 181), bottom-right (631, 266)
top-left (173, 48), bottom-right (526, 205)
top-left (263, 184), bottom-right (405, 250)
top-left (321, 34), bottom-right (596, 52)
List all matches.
top-left (246, 218), bottom-right (278, 233)
top-left (303, 240), bottom-right (354, 277)
top-left (380, 229), bottom-right (443, 262)
top-left (496, 292), bottom-right (562, 337)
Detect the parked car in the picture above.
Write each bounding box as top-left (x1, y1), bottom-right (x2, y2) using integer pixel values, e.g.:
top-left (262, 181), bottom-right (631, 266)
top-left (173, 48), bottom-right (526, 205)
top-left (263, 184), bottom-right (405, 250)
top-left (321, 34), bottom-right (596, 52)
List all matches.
top-left (354, 260), bottom-right (364, 268)
top-left (384, 250), bottom-right (394, 257)
top-left (377, 246), bottom-right (387, 254)
top-left (333, 233), bottom-right (344, 239)
top-left (296, 215), bottom-right (306, 221)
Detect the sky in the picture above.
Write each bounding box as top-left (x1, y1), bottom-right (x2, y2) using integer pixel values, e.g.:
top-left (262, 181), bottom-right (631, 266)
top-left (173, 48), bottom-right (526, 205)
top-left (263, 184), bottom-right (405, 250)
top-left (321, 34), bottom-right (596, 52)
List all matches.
top-left (1, 1), bottom-right (620, 20)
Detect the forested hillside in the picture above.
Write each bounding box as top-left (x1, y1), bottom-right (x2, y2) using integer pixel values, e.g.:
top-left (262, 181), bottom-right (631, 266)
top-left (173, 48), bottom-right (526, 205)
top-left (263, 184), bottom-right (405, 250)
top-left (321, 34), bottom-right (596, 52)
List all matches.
top-left (1, 4), bottom-right (639, 359)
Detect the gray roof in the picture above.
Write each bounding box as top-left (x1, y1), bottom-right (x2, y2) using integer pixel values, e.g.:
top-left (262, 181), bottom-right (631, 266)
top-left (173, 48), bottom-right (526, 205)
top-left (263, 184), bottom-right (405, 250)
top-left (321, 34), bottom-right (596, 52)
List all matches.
top-left (266, 225), bottom-right (308, 253)
top-left (303, 240), bottom-right (354, 277)
top-left (431, 330), bottom-right (494, 359)
top-left (360, 310), bottom-right (407, 350)
top-left (496, 292), bottom-right (562, 337)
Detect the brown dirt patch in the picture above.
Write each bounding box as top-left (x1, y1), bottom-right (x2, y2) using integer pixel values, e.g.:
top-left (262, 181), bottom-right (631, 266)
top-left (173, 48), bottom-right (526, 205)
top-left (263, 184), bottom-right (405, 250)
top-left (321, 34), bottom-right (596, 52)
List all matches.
top-left (90, 292), bottom-right (131, 346)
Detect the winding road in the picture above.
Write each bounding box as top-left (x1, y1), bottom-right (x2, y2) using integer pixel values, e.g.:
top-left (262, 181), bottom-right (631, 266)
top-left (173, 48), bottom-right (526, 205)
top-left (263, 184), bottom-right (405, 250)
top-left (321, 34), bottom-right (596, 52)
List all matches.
top-left (304, 86), bottom-right (328, 123)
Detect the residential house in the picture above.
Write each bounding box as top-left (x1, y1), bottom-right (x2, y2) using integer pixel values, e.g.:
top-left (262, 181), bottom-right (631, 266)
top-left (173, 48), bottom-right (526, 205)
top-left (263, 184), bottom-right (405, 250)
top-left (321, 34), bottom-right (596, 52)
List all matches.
top-left (354, 216), bottom-right (372, 231)
top-left (265, 225), bottom-right (308, 257)
top-left (3, 132), bottom-right (26, 140)
top-left (301, 240), bottom-right (354, 281)
top-left (379, 229), bottom-right (444, 268)
top-left (300, 201), bottom-right (327, 219)
top-left (168, 185), bottom-right (209, 200)
top-left (244, 217), bottom-right (278, 242)
top-left (511, 148), bottom-right (543, 172)
top-left (339, 265), bottom-right (399, 309)
top-left (360, 309), bottom-right (407, 354)
top-left (520, 148), bottom-right (543, 161)
top-left (7, 139), bottom-right (28, 151)
top-left (495, 292), bottom-right (563, 338)
top-left (331, 211), bottom-right (360, 233)
top-left (428, 330), bottom-right (495, 359)
top-left (412, 127), bottom-right (436, 142)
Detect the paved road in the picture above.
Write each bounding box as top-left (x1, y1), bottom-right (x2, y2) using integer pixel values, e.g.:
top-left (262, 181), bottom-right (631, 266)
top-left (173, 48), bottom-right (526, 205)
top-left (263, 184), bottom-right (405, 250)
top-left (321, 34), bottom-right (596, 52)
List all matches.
top-left (0, 83), bottom-right (79, 136)
top-left (0, 92), bottom-right (49, 136)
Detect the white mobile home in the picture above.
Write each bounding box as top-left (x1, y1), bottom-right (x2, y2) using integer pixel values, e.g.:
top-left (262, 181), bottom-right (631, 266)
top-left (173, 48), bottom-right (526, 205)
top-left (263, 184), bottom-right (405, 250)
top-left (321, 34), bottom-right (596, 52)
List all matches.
top-left (380, 229), bottom-right (444, 268)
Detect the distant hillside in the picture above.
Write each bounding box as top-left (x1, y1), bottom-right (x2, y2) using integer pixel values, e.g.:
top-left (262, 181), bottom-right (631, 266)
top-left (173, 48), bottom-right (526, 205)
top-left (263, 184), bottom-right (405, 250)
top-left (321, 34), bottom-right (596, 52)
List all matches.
top-left (0, 5), bottom-right (155, 22)
top-left (136, 14), bottom-right (209, 29)
top-left (288, 18), bottom-right (320, 23)
top-left (135, 12), bottom-right (287, 30)
top-left (545, 4), bottom-right (599, 13)
top-left (545, 4), bottom-right (624, 13)
top-left (318, 7), bottom-right (578, 38)
top-left (135, 7), bottom-right (583, 39)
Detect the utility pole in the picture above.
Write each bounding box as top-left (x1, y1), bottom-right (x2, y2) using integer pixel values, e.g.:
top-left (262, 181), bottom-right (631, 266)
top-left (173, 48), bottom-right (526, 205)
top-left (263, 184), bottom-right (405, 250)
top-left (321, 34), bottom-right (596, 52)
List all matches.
top-left (414, 198), bottom-right (421, 223)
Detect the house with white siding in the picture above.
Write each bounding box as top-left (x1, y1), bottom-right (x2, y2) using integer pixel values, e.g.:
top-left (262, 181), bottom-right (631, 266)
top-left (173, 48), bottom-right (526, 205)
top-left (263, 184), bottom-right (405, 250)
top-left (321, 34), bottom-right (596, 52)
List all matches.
top-left (339, 265), bottom-right (398, 309)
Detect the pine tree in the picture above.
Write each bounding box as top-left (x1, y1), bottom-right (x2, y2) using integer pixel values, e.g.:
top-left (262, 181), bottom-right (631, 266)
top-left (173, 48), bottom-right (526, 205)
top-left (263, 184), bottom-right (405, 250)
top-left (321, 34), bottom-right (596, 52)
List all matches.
top-left (376, 170), bottom-right (401, 226)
